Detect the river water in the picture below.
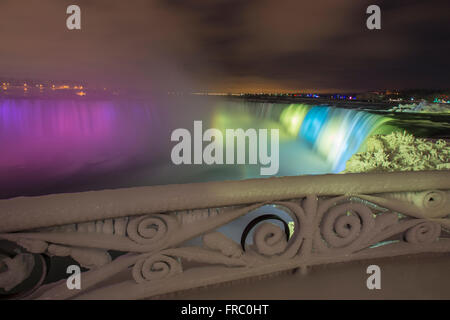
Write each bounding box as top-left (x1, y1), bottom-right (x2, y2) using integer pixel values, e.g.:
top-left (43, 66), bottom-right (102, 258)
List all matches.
top-left (1, 95), bottom-right (448, 198)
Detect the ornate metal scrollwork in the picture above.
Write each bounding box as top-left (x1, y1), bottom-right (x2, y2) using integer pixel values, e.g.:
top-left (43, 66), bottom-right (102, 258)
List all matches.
top-left (404, 221), bottom-right (441, 244)
top-left (314, 201), bottom-right (376, 253)
top-left (240, 214), bottom-right (291, 254)
top-left (0, 240), bottom-right (48, 299)
top-left (132, 254), bottom-right (182, 283)
top-left (0, 173), bottom-right (448, 299)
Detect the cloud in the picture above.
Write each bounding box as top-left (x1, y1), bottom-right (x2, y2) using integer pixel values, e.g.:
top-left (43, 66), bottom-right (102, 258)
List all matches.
top-left (0, 0), bottom-right (448, 92)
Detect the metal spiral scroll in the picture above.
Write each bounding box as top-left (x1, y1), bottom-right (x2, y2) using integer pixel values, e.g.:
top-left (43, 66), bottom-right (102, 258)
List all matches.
top-left (422, 191), bottom-right (446, 208)
top-left (132, 254), bottom-right (182, 283)
top-left (127, 214), bottom-right (176, 245)
top-left (314, 202), bottom-right (375, 253)
top-left (404, 222), bottom-right (441, 244)
top-left (240, 214), bottom-right (291, 256)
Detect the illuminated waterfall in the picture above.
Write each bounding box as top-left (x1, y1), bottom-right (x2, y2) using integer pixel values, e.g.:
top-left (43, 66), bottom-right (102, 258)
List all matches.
top-left (0, 97), bottom-right (391, 197)
top-left (280, 104), bottom-right (390, 172)
top-left (0, 98), bottom-right (166, 195)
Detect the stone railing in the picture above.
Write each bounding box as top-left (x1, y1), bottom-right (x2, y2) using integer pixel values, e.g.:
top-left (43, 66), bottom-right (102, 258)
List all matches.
top-left (0, 171), bottom-right (449, 299)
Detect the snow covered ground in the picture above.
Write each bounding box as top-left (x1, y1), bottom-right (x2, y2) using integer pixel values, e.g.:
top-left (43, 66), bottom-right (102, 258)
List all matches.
top-left (344, 131), bottom-right (449, 173)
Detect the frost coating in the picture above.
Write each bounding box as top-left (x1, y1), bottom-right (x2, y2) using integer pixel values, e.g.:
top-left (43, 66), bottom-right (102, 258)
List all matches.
top-left (344, 131), bottom-right (449, 173)
top-left (0, 253), bottom-right (35, 291)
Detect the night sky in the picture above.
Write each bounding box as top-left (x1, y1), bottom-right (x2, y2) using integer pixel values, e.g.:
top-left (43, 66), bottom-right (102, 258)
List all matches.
top-left (0, 0), bottom-right (449, 93)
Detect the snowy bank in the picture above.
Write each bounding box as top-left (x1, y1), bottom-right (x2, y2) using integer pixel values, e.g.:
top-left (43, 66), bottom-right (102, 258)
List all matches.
top-left (344, 131), bottom-right (449, 173)
top-left (389, 102), bottom-right (450, 113)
